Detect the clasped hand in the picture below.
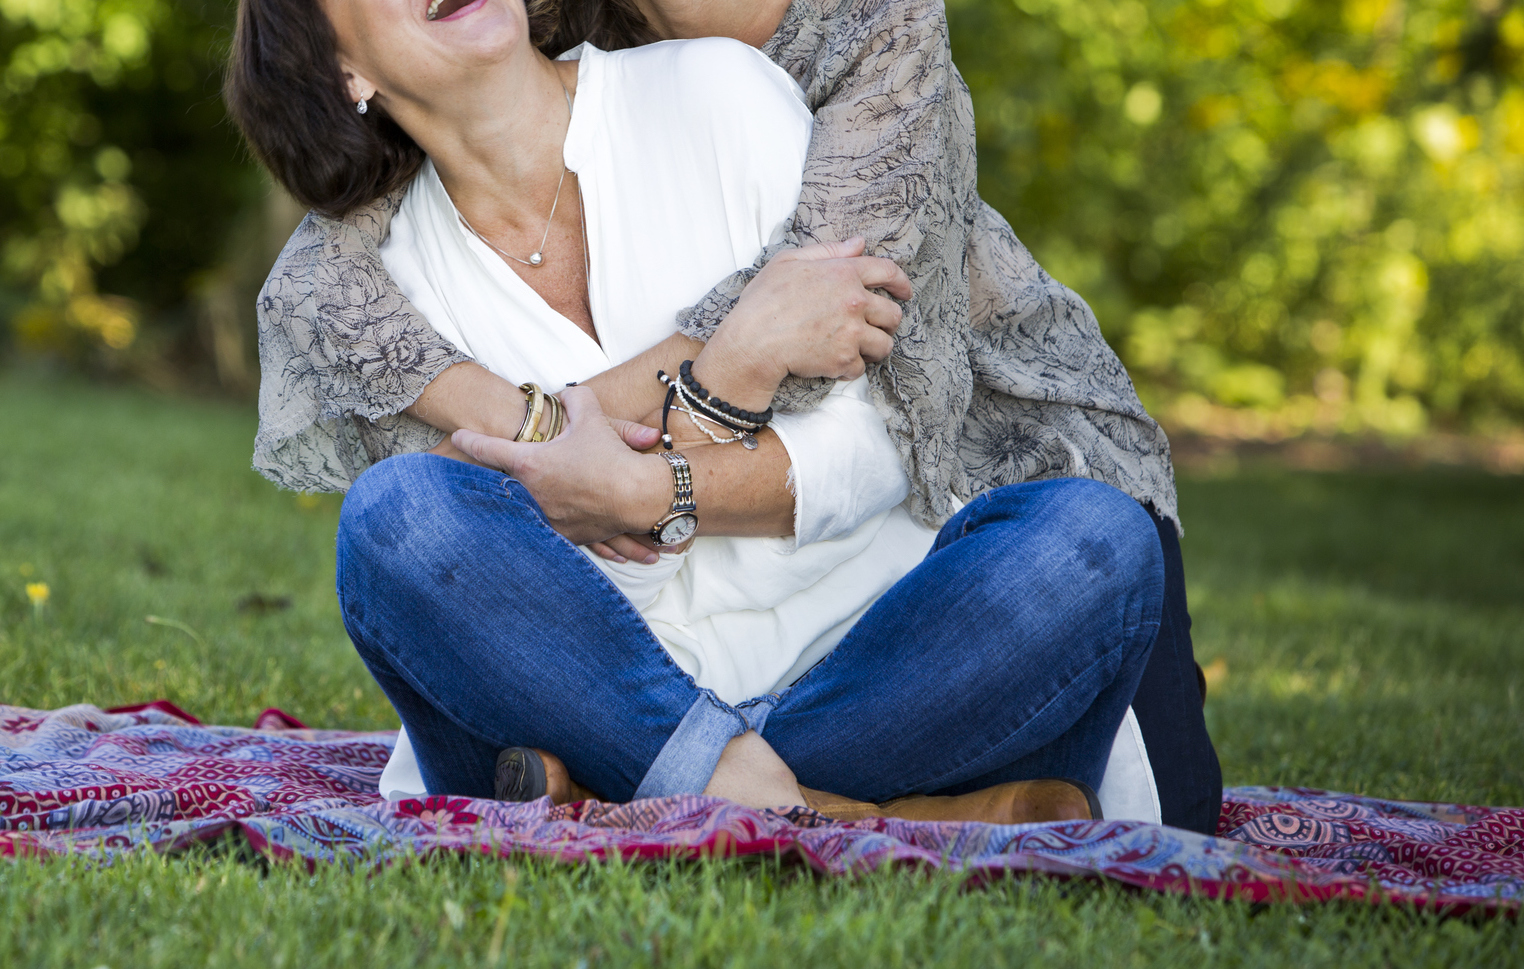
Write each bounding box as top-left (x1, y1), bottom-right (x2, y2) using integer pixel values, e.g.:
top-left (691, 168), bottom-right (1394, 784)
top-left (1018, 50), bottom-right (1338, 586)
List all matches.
top-left (454, 237), bottom-right (912, 563)
top-left (452, 387), bottom-right (666, 547)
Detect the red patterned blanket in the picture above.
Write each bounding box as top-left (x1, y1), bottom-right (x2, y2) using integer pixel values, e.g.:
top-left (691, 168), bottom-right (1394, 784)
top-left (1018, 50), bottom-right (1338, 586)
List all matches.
top-left (2, 703), bottom-right (1518, 916)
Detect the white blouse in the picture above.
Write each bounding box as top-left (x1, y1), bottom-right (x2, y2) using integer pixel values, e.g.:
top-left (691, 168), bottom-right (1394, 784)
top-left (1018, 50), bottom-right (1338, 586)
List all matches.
top-left (374, 39), bottom-right (1159, 824)
top-left (382, 38), bottom-right (936, 703)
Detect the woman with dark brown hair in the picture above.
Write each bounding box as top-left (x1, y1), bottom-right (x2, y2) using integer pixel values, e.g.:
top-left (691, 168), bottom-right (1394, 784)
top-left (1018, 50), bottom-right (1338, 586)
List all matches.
top-left (228, 0), bottom-right (1217, 830)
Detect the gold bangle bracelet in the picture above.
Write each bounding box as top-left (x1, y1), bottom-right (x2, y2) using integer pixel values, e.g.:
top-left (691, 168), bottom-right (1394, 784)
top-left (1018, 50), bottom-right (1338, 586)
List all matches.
top-left (544, 393), bottom-right (564, 440)
top-left (516, 383), bottom-right (545, 443)
top-left (514, 383), bottom-right (538, 440)
top-left (541, 391), bottom-right (561, 442)
top-left (539, 393), bottom-right (557, 441)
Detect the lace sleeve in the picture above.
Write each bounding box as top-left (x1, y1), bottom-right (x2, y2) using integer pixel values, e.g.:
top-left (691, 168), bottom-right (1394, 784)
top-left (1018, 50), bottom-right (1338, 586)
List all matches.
top-left (673, 0), bottom-right (976, 432)
top-left (252, 192), bottom-right (471, 492)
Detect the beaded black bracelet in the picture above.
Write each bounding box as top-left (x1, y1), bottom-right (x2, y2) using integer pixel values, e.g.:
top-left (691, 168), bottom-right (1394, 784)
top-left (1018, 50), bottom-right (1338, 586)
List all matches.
top-left (657, 369), bottom-right (766, 450)
top-left (678, 360), bottom-right (773, 427)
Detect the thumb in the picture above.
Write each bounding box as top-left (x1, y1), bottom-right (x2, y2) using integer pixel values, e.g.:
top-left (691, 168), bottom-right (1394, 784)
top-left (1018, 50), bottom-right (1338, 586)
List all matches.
top-left (782, 236), bottom-right (866, 262)
top-left (452, 427), bottom-right (530, 473)
top-left (557, 384), bottom-right (608, 426)
top-left (611, 418), bottom-right (661, 451)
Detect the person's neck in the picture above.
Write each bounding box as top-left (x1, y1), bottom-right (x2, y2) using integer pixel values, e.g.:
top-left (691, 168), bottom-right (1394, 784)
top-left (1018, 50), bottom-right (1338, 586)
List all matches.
top-left (389, 53), bottom-right (578, 234)
top-left (633, 0), bottom-right (795, 47)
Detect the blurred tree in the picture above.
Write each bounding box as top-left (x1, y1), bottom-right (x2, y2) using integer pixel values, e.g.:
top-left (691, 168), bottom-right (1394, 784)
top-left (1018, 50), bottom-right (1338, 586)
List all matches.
top-left (0, 0), bottom-right (260, 382)
top-left (3, 0), bottom-right (1522, 436)
top-left (950, 0), bottom-right (1524, 438)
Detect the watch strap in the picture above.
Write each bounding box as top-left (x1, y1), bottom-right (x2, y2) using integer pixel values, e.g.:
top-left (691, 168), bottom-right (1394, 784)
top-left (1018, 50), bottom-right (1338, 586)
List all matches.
top-left (660, 451), bottom-right (695, 514)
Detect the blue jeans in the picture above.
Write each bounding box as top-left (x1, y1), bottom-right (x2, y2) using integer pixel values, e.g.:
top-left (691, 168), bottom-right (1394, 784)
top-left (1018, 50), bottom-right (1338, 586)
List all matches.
top-left (335, 454), bottom-right (1164, 804)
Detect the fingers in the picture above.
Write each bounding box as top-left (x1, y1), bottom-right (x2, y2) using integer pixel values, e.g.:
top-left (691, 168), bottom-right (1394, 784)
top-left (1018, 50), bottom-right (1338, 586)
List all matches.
top-left (452, 388), bottom-right (652, 476)
top-left (557, 384), bottom-right (602, 421)
top-left (856, 321), bottom-right (896, 365)
top-left (780, 236), bottom-right (867, 262)
top-left (611, 418), bottom-right (661, 451)
top-left (587, 536), bottom-right (659, 565)
top-left (452, 427), bottom-right (528, 473)
top-left (768, 242), bottom-right (912, 300)
top-left (587, 542), bottom-right (621, 562)
top-left (851, 256), bottom-right (913, 301)
top-left (862, 292), bottom-right (903, 336)
top-left (601, 533), bottom-right (660, 565)
top-left (835, 357), bottom-right (867, 381)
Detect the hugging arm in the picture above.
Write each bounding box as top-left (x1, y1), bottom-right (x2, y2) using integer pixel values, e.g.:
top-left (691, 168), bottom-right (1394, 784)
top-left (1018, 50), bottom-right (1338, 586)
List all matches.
top-left (405, 235), bottom-right (909, 454)
top-left (253, 198), bottom-right (472, 492)
top-left (676, 0), bottom-right (977, 441)
top-left (253, 206), bottom-right (908, 557)
top-left (255, 203), bottom-right (907, 495)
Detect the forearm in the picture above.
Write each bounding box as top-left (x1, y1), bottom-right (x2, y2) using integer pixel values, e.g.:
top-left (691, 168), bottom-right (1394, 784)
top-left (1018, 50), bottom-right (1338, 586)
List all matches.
top-left (683, 431), bottom-right (794, 538)
top-left (407, 362), bottom-right (529, 439)
top-left (579, 333), bottom-right (707, 420)
top-left (405, 347), bottom-right (693, 443)
top-left (408, 332), bottom-right (784, 443)
top-left (451, 387), bottom-right (794, 546)
top-left (587, 433), bottom-right (796, 549)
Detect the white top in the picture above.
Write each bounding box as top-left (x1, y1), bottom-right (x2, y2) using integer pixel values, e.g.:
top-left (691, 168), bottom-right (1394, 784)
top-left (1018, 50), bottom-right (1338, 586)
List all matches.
top-left (374, 40), bottom-right (1158, 821)
top-left (376, 40), bottom-right (937, 796)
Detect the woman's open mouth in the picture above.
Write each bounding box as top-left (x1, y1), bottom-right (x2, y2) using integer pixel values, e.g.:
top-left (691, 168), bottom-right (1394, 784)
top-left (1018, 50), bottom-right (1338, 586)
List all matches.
top-left (426, 0), bottom-right (482, 22)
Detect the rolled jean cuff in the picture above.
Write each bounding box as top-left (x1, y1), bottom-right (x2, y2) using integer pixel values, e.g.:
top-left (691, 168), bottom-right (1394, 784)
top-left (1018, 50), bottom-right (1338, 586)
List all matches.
top-left (633, 692), bottom-right (777, 799)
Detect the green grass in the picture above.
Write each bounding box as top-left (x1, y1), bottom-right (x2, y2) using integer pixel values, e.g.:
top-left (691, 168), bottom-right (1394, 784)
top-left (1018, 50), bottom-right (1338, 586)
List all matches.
top-left (1, 370), bottom-right (1520, 966)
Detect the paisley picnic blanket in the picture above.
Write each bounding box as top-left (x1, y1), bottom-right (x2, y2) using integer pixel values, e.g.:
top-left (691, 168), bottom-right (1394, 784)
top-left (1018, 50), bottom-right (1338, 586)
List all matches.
top-left (2, 703), bottom-right (1519, 916)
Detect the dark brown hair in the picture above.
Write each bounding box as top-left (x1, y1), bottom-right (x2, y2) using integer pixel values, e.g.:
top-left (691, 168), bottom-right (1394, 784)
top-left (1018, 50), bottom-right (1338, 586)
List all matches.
top-left (224, 0), bottom-right (657, 216)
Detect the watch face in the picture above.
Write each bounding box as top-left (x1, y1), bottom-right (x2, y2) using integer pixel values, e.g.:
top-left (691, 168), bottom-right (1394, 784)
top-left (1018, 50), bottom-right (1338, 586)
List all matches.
top-left (658, 513), bottom-right (698, 546)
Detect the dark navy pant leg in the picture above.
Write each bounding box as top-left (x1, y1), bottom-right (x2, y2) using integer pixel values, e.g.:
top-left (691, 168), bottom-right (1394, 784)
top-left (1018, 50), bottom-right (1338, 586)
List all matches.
top-left (1131, 508), bottom-right (1223, 834)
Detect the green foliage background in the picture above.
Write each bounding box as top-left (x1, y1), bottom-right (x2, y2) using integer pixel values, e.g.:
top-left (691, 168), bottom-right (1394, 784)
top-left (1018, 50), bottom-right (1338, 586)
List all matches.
top-left (949, 0), bottom-right (1524, 438)
top-left (0, 0), bottom-right (255, 373)
top-left (2, 0), bottom-right (1522, 438)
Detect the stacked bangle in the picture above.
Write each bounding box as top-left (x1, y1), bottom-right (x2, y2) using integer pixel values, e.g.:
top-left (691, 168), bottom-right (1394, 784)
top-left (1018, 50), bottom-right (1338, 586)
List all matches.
top-left (514, 382), bottom-right (565, 442)
top-left (679, 360), bottom-right (773, 426)
top-left (541, 389), bottom-right (565, 440)
top-left (656, 360), bottom-right (772, 451)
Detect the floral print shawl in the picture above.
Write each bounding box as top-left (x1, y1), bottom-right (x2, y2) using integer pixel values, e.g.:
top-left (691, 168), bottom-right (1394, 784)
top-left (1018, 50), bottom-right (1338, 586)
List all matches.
top-left (252, 0), bottom-right (1179, 528)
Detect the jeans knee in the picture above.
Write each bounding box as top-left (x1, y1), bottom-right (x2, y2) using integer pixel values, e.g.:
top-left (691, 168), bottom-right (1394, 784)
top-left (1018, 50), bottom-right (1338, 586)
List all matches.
top-left (338, 453), bottom-right (502, 589)
top-left (341, 453), bottom-right (441, 555)
top-left (1072, 479), bottom-right (1160, 576)
top-left (997, 477), bottom-right (1165, 605)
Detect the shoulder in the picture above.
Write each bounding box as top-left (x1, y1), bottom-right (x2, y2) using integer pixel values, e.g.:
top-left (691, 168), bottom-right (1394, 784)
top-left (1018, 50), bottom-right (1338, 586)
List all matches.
top-left (831, 0), bottom-right (948, 35)
top-left (602, 38), bottom-right (808, 126)
top-left (767, 0), bottom-right (951, 103)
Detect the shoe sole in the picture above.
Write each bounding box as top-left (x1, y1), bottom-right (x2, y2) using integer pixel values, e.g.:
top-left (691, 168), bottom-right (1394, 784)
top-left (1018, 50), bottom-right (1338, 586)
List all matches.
top-left (494, 747), bottom-right (548, 801)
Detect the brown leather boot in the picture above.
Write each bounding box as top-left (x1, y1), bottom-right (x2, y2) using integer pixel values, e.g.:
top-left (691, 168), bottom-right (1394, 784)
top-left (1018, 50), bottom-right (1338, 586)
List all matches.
top-left (800, 779), bottom-right (1099, 824)
top-left (495, 747), bottom-right (598, 804)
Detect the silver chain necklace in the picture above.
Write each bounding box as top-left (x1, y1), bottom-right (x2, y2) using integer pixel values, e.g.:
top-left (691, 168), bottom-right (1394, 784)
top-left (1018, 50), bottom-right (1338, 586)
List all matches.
top-left (457, 81), bottom-right (578, 270)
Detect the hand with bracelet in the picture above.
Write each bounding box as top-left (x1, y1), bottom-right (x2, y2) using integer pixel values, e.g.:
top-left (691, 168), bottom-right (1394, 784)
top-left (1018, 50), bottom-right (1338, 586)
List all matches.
top-left (410, 236), bottom-right (909, 564)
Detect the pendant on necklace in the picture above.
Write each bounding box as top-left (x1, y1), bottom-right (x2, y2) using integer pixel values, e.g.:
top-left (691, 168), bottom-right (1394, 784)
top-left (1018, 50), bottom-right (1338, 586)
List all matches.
top-left (528, 252), bottom-right (544, 267)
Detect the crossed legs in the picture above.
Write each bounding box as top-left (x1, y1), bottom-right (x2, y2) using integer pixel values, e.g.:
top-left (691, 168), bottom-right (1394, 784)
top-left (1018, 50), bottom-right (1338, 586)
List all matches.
top-left (337, 455), bottom-right (1169, 808)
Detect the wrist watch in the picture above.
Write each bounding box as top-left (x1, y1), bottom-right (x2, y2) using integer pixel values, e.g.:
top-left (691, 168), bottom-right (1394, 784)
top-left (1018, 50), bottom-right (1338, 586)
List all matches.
top-left (650, 451), bottom-right (699, 547)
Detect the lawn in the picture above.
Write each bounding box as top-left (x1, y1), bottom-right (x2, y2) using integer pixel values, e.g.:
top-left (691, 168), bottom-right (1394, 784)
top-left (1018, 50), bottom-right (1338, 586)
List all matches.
top-left (1, 370), bottom-right (1520, 967)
